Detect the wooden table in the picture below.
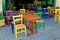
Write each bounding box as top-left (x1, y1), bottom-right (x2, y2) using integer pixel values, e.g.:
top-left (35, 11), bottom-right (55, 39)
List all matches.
top-left (20, 13), bottom-right (39, 35)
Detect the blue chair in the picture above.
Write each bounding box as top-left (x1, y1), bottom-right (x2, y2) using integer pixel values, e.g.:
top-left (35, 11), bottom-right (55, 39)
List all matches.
top-left (10, 13), bottom-right (14, 20)
top-left (42, 8), bottom-right (48, 13)
top-left (3, 10), bottom-right (6, 16)
top-left (31, 5), bottom-right (36, 11)
top-left (11, 22), bottom-right (14, 33)
top-left (44, 12), bottom-right (50, 19)
top-left (14, 12), bottom-right (18, 15)
top-left (9, 13), bottom-right (14, 33)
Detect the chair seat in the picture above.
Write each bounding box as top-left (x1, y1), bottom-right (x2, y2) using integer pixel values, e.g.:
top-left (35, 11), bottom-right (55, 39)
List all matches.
top-left (15, 24), bottom-right (26, 29)
top-left (35, 20), bottom-right (44, 22)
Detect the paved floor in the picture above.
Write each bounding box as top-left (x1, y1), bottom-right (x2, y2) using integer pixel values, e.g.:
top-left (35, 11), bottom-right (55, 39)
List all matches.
top-left (0, 18), bottom-right (60, 40)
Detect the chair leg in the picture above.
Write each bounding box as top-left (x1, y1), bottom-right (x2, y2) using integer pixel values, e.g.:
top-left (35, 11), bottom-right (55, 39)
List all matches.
top-left (35, 23), bottom-right (38, 32)
top-left (25, 27), bottom-right (27, 36)
top-left (55, 16), bottom-right (57, 22)
top-left (43, 23), bottom-right (45, 30)
top-left (58, 20), bottom-right (60, 23)
top-left (7, 20), bottom-right (10, 26)
top-left (15, 29), bottom-right (17, 38)
top-left (40, 23), bottom-right (45, 30)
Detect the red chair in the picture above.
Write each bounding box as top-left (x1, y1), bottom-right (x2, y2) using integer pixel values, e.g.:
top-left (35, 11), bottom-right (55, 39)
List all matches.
top-left (6, 10), bottom-right (13, 26)
top-left (27, 4), bottom-right (32, 11)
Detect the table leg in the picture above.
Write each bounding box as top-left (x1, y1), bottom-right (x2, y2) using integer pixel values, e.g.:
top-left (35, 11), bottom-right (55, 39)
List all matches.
top-left (28, 20), bottom-right (37, 36)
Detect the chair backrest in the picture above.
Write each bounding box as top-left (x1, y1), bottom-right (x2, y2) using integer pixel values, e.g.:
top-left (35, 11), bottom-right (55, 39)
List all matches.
top-left (27, 4), bottom-right (32, 7)
top-left (42, 8), bottom-right (48, 12)
top-left (38, 4), bottom-right (42, 8)
top-left (6, 10), bottom-right (13, 16)
top-left (28, 11), bottom-right (34, 16)
top-left (31, 5), bottom-right (36, 11)
top-left (20, 9), bottom-right (25, 13)
top-left (55, 9), bottom-right (60, 15)
top-left (13, 15), bottom-right (23, 26)
top-left (49, 7), bottom-right (55, 11)
top-left (10, 13), bottom-right (14, 20)
top-left (27, 4), bottom-right (32, 11)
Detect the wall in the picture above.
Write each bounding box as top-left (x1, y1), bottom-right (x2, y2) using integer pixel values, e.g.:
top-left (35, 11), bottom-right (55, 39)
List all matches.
top-left (0, 0), bottom-right (2, 12)
top-left (55, 0), bottom-right (60, 7)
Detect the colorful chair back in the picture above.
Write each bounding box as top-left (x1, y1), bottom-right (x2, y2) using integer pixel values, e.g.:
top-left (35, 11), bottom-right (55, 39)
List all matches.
top-left (10, 13), bottom-right (14, 20)
top-left (14, 11), bottom-right (18, 15)
top-left (42, 8), bottom-right (48, 12)
top-left (55, 9), bottom-right (60, 15)
top-left (38, 4), bottom-right (42, 8)
top-left (20, 9), bottom-right (25, 13)
top-left (38, 7), bottom-right (42, 12)
top-left (48, 7), bottom-right (55, 17)
top-left (55, 9), bottom-right (60, 22)
top-left (27, 4), bottom-right (32, 11)
top-left (28, 11), bottom-right (34, 16)
top-left (44, 12), bottom-right (50, 19)
top-left (6, 10), bottom-right (13, 16)
top-left (13, 15), bottom-right (23, 25)
top-left (31, 5), bottom-right (36, 11)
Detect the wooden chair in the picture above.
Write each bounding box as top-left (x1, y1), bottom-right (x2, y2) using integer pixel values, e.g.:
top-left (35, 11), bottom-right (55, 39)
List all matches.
top-left (35, 20), bottom-right (44, 32)
top-left (6, 10), bottom-right (13, 26)
top-left (58, 15), bottom-right (60, 23)
top-left (27, 4), bottom-right (32, 11)
top-left (55, 9), bottom-right (60, 22)
top-left (28, 11), bottom-right (34, 16)
top-left (34, 12), bottom-right (43, 19)
top-left (13, 15), bottom-right (27, 38)
top-left (48, 7), bottom-right (55, 17)
top-left (20, 9), bottom-right (28, 25)
top-left (20, 9), bottom-right (25, 13)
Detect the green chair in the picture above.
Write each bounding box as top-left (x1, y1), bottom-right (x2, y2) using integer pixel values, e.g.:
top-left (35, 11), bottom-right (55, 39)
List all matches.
top-left (37, 7), bottom-right (42, 12)
top-left (24, 19), bottom-right (28, 25)
top-left (38, 12), bottom-right (43, 19)
top-left (25, 10), bottom-right (28, 13)
top-left (34, 20), bottom-right (44, 32)
top-left (20, 9), bottom-right (25, 13)
top-left (34, 12), bottom-right (43, 19)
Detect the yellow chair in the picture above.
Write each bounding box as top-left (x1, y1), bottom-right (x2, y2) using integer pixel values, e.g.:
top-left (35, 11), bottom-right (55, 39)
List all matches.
top-left (20, 9), bottom-right (25, 13)
top-left (55, 9), bottom-right (60, 22)
top-left (13, 15), bottom-right (27, 38)
top-left (58, 15), bottom-right (60, 23)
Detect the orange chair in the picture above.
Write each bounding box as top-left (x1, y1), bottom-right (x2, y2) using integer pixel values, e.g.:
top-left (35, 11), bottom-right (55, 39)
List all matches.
top-left (13, 15), bottom-right (27, 38)
top-left (48, 7), bottom-right (55, 17)
top-left (28, 11), bottom-right (34, 16)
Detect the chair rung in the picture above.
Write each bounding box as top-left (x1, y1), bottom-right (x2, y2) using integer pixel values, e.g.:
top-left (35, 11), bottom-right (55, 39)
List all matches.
top-left (17, 32), bottom-right (21, 34)
top-left (17, 31), bottom-right (25, 34)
